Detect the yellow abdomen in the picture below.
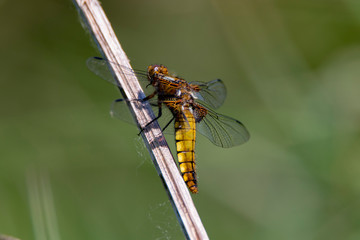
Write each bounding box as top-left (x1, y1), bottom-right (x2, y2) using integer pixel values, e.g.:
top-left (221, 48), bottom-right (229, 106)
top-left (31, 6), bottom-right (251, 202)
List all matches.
top-left (174, 108), bottom-right (198, 193)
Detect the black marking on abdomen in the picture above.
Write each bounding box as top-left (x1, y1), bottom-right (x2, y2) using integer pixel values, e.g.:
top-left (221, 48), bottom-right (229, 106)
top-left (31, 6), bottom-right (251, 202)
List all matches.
top-left (175, 139), bottom-right (195, 143)
top-left (181, 170), bottom-right (196, 175)
top-left (176, 150), bottom-right (195, 153)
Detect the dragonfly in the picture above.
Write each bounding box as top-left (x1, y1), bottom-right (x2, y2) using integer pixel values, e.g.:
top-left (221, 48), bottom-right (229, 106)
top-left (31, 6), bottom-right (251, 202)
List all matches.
top-left (87, 57), bottom-right (250, 193)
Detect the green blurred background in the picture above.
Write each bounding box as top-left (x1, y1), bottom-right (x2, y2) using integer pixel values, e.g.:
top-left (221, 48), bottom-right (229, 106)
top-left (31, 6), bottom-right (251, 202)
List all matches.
top-left (1, 0), bottom-right (360, 239)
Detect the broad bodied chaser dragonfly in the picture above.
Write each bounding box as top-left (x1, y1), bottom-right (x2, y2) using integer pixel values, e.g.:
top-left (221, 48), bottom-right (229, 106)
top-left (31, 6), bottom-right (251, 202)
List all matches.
top-left (87, 57), bottom-right (250, 193)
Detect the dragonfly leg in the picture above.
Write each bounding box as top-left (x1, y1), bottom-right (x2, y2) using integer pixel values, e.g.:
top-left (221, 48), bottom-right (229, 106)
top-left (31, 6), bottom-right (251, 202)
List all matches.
top-left (138, 102), bottom-right (162, 136)
top-left (114, 98), bottom-right (139, 103)
top-left (162, 117), bottom-right (175, 132)
top-left (115, 90), bottom-right (157, 103)
top-left (141, 91), bottom-right (157, 102)
top-left (114, 91), bottom-right (162, 135)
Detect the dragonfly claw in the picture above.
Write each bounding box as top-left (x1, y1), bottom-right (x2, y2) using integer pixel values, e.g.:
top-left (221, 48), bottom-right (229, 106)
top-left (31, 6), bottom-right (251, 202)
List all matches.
top-left (137, 127), bottom-right (145, 136)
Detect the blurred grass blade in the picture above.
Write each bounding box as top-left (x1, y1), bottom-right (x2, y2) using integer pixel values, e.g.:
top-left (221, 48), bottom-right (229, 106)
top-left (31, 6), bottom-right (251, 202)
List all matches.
top-left (27, 170), bottom-right (61, 240)
top-left (0, 234), bottom-right (21, 240)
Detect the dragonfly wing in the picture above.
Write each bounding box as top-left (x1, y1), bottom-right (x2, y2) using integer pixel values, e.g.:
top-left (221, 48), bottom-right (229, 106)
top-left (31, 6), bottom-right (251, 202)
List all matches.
top-left (111, 99), bottom-right (175, 135)
top-left (197, 107), bottom-right (250, 148)
top-left (191, 79), bottom-right (226, 109)
top-left (86, 57), bottom-right (156, 95)
top-left (86, 57), bottom-right (121, 86)
top-left (110, 99), bottom-right (137, 124)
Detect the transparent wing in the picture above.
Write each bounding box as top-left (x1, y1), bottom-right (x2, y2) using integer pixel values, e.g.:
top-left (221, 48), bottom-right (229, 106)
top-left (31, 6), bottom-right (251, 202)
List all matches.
top-left (110, 98), bottom-right (176, 135)
top-left (197, 106), bottom-right (250, 148)
top-left (87, 57), bottom-right (120, 86)
top-left (191, 79), bottom-right (226, 109)
top-left (86, 57), bottom-right (154, 95)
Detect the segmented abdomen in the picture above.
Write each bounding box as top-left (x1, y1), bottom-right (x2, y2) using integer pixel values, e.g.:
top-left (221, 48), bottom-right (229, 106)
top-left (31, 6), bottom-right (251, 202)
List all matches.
top-left (174, 108), bottom-right (198, 193)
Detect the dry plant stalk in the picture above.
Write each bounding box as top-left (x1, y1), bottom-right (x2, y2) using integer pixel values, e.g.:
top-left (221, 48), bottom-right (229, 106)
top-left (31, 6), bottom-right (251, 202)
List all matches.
top-left (73, 0), bottom-right (209, 239)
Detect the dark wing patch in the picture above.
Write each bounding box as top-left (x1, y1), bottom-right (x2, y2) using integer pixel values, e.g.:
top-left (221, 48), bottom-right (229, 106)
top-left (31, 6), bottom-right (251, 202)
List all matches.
top-left (191, 79), bottom-right (226, 109)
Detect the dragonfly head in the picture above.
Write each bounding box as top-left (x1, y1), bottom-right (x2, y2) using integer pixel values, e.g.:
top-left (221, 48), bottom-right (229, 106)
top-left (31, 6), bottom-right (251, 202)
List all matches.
top-left (147, 65), bottom-right (169, 83)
